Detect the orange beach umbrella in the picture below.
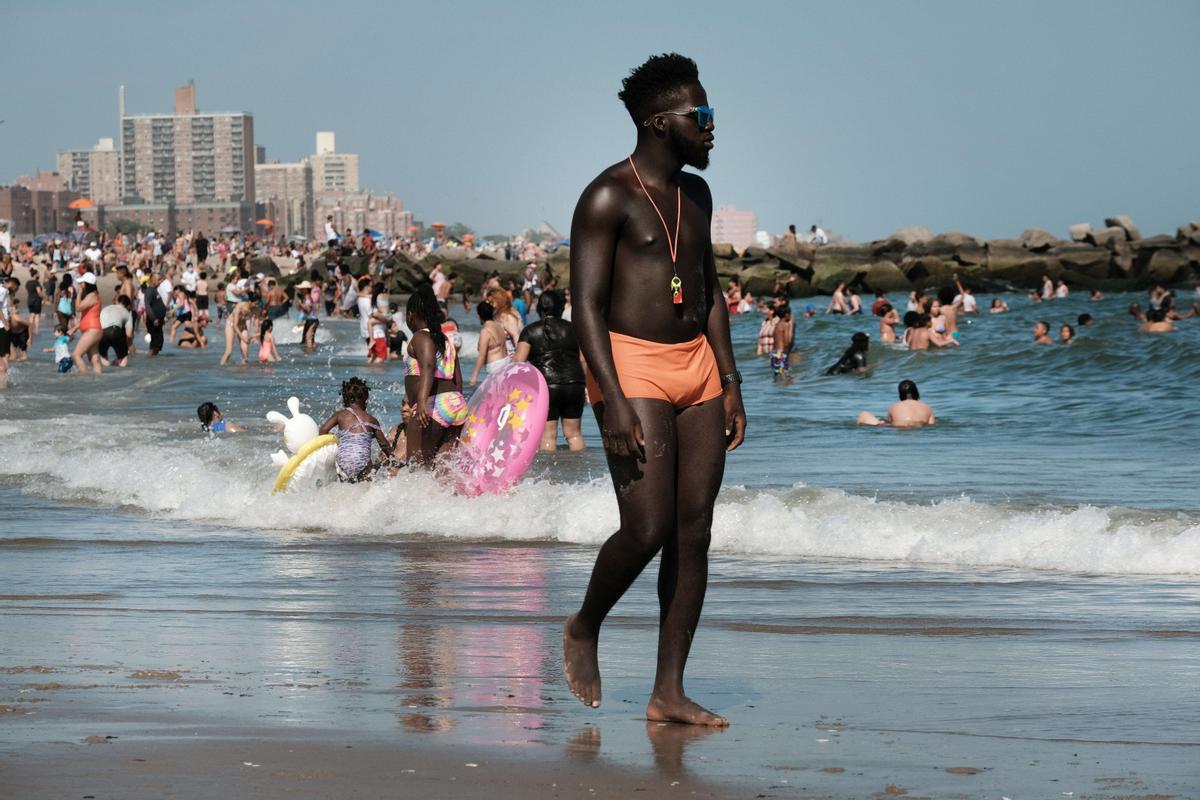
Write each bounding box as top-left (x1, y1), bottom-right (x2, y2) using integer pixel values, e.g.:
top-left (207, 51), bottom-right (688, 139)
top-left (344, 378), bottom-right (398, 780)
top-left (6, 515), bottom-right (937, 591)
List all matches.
top-left (255, 218), bottom-right (275, 226)
top-left (68, 198), bottom-right (96, 209)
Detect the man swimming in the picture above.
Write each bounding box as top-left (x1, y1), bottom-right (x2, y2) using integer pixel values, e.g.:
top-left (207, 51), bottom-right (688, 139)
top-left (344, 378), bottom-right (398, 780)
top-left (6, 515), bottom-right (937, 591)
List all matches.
top-left (857, 380), bottom-right (935, 428)
top-left (563, 53), bottom-right (745, 727)
top-left (1032, 320), bottom-right (1054, 344)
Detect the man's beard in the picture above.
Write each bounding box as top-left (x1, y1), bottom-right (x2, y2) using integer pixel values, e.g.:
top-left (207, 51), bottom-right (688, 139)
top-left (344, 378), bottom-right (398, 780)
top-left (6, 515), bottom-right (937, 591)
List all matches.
top-left (669, 125), bottom-right (709, 170)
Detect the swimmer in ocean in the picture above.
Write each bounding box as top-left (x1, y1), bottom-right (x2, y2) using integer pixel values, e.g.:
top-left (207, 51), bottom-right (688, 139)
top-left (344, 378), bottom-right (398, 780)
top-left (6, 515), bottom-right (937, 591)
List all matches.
top-left (857, 379), bottom-right (935, 428)
top-left (197, 402), bottom-right (244, 433)
top-left (1059, 323), bottom-right (1075, 344)
top-left (903, 311), bottom-right (932, 350)
top-left (989, 298), bottom-right (1009, 314)
top-left (1077, 313), bottom-right (1094, 326)
top-left (877, 303), bottom-right (900, 343)
top-left (1032, 320), bottom-right (1054, 344)
top-left (826, 332), bottom-right (870, 374)
top-left (1140, 308), bottom-right (1175, 333)
top-left (770, 302), bottom-right (793, 380)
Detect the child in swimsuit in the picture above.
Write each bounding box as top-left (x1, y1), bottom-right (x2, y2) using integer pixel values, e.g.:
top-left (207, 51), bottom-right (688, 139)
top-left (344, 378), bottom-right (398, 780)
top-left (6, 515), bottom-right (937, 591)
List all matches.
top-left (258, 318), bottom-right (280, 363)
top-left (318, 377), bottom-right (394, 482)
top-left (197, 401), bottom-right (245, 434)
top-left (404, 285), bottom-right (467, 467)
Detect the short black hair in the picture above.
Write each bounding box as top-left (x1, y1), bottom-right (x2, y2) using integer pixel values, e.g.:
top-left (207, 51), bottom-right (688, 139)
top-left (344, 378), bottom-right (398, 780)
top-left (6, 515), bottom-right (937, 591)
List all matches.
top-left (618, 53), bottom-right (700, 125)
top-left (1077, 313), bottom-right (1093, 325)
top-left (851, 332), bottom-right (869, 347)
top-left (197, 402), bottom-right (219, 428)
top-left (898, 380), bottom-right (920, 401)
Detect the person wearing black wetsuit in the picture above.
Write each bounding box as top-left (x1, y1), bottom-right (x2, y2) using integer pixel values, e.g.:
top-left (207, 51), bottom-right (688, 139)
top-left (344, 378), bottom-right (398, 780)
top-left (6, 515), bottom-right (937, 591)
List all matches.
top-left (515, 290), bottom-right (586, 451)
top-left (826, 332), bottom-right (869, 375)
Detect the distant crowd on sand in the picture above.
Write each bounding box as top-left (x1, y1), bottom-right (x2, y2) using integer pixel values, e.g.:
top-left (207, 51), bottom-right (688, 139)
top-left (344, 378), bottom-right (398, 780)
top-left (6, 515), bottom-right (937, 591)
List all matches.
top-left (726, 258), bottom-right (1200, 428)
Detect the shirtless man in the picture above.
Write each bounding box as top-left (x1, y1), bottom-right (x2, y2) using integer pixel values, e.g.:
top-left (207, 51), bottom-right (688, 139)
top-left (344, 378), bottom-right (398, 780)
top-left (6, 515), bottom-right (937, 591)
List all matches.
top-left (770, 303), bottom-right (793, 380)
top-left (1032, 320), bottom-right (1054, 344)
top-left (857, 380), bottom-right (935, 428)
top-left (1140, 308), bottom-right (1176, 333)
top-left (903, 311), bottom-right (932, 350)
top-left (563, 54), bottom-right (745, 727)
top-left (827, 281), bottom-right (849, 314)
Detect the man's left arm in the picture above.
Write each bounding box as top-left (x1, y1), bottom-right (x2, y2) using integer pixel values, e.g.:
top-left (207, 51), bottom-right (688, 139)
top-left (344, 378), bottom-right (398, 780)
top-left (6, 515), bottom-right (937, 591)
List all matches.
top-left (698, 182), bottom-right (746, 451)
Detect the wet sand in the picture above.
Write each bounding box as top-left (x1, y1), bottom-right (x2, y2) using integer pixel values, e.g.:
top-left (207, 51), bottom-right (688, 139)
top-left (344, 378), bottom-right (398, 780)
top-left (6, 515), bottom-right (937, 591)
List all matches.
top-left (2, 501), bottom-right (1198, 798)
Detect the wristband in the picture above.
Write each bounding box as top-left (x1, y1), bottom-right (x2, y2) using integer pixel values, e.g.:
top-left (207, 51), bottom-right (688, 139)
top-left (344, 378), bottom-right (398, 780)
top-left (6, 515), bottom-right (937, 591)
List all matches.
top-left (719, 370), bottom-right (742, 387)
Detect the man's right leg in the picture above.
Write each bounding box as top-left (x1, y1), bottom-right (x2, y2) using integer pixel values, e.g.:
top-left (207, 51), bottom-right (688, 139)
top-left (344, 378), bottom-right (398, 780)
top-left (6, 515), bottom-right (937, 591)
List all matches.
top-left (564, 397), bottom-right (677, 708)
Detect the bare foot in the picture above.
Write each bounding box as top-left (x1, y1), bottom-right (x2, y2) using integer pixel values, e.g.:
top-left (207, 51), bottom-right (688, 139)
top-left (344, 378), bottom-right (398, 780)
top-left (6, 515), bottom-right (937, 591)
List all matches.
top-left (646, 694), bottom-right (729, 727)
top-left (563, 614), bottom-right (601, 708)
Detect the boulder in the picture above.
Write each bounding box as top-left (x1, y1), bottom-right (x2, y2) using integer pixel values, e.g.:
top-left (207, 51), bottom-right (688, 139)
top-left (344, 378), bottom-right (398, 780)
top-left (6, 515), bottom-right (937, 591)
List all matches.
top-left (859, 260), bottom-right (911, 292)
top-left (953, 242), bottom-right (987, 266)
top-left (1019, 228), bottom-right (1057, 252)
top-left (887, 226), bottom-right (934, 246)
top-left (741, 246), bottom-right (770, 263)
top-left (985, 239), bottom-right (1033, 271)
top-left (1111, 241), bottom-right (1134, 277)
top-left (1068, 223), bottom-right (1093, 242)
top-left (1143, 249), bottom-right (1189, 284)
top-left (768, 241), bottom-right (815, 268)
top-left (250, 255), bottom-right (281, 277)
top-left (986, 256), bottom-right (1056, 288)
top-left (1048, 245), bottom-right (1110, 279)
top-left (712, 242), bottom-right (736, 260)
top-left (900, 256), bottom-right (957, 289)
top-left (1130, 234), bottom-right (1178, 252)
top-left (1183, 245), bottom-right (1200, 267)
top-left (740, 263), bottom-right (788, 296)
top-left (714, 259), bottom-right (742, 279)
top-left (1177, 223), bottom-right (1197, 241)
top-left (1084, 226), bottom-right (1128, 247)
top-left (1104, 214), bottom-right (1141, 242)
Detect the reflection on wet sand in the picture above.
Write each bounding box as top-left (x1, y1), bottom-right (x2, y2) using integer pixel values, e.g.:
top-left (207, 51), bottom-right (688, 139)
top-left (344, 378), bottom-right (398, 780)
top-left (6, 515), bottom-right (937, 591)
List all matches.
top-left (396, 546), bottom-right (551, 740)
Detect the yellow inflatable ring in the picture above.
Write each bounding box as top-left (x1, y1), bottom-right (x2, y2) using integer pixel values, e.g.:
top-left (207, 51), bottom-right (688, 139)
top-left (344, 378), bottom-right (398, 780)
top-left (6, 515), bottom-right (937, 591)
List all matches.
top-left (272, 435), bottom-right (338, 494)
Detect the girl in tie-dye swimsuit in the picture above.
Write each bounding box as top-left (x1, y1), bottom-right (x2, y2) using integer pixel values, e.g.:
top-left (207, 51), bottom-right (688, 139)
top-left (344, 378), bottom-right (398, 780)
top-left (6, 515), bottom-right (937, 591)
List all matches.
top-left (403, 286), bottom-right (467, 467)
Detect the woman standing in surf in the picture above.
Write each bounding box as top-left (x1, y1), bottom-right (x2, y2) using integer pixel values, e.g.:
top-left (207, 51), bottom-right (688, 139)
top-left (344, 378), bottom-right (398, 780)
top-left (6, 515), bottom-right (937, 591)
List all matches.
top-left (403, 285), bottom-right (467, 467)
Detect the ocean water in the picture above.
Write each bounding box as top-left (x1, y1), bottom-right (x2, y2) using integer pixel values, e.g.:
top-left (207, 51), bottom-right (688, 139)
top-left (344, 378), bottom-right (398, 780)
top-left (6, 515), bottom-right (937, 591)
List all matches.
top-left (0, 290), bottom-right (1197, 576)
top-left (3, 292), bottom-right (1198, 795)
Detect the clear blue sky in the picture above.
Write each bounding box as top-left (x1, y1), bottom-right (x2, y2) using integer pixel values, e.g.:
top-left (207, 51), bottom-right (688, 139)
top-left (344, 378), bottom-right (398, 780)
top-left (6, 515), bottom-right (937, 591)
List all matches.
top-left (3, 1), bottom-right (1197, 240)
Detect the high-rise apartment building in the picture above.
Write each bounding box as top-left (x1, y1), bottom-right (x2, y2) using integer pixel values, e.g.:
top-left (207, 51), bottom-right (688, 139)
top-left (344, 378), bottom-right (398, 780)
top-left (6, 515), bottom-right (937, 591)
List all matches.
top-left (255, 161), bottom-right (314, 238)
top-left (118, 83), bottom-right (255, 231)
top-left (314, 191), bottom-right (411, 239)
top-left (711, 205), bottom-right (759, 252)
top-left (306, 132), bottom-right (359, 193)
top-left (56, 138), bottom-right (121, 205)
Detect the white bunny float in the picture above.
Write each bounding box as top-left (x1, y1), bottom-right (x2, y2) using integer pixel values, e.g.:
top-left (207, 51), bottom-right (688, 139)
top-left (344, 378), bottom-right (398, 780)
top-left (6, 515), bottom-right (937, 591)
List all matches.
top-left (267, 397), bottom-right (338, 493)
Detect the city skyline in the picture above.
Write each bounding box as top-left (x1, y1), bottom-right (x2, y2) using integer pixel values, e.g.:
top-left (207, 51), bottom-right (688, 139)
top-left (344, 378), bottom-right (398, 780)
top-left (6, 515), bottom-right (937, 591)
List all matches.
top-left (2, 1), bottom-right (1198, 241)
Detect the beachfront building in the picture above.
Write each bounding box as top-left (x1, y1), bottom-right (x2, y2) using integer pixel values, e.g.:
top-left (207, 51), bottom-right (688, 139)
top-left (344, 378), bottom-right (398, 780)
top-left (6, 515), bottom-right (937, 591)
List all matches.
top-left (255, 161), bottom-right (315, 238)
top-left (56, 138), bottom-right (121, 205)
top-left (0, 177), bottom-right (81, 236)
top-left (314, 191), bottom-right (412, 238)
top-left (711, 205), bottom-right (758, 252)
top-left (114, 82), bottom-right (256, 233)
top-left (305, 132), bottom-right (359, 194)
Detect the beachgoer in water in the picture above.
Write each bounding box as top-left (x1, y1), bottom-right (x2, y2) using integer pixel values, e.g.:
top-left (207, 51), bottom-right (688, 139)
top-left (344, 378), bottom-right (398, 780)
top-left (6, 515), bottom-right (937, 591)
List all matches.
top-left (469, 301), bottom-right (513, 384)
top-left (905, 290), bottom-right (920, 313)
top-left (46, 323), bottom-right (72, 373)
top-left (71, 273), bottom-right (103, 374)
top-left (368, 282), bottom-right (392, 365)
top-left (295, 281), bottom-right (320, 352)
top-left (826, 331), bottom-right (870, 374)
top-left (404, 285), bottom-right (466, 466)
top-left (1148, 284), bottom-right (1168, 311)
top-left (1028, 290), bottom-right (1041, 304)
top-left (989, 298), bottom-right (1009, 314)
top-left (1032, 320), bottom-right (1054, 344)
top-left (870, 289), bottom-right (890, 317)
top-left (770, 303), bottom-right (794, 379)
top-left (319, 377), bottom-right (393, 481)
top-left (725, 276), bottom-right (742, 313)
top-left (857, 379), bottom-right (935, 428)
top-left (903, 311), bottom-right (932, 350)
top-left (1140, 307), bottom-right (1175, 333)
top-left (514, 290), bottom-right (587, 451)
top-left (827, 281), bottom-right (849, 314)
top-left (953, 275), bottom-right (978, 314)
top-left (0, 275), bottom-right (18, 388)
top-left (1090, 289), bottom-right (1103, 301)
top-left (258, 318), bottom-right (280, 363)
top-left (847, 289), bottom-right (863, 315)
top-left (1055, 280), bottom-right (1069, 299)
top-left (197, 401), bottom-right (244, 433)
top-left (1077, 313), bottom-right (1094, 326)
top-left (563, 54), bottom-right (744, 727)
top-left (1059, 323), bottom-right (1075, 344)
top-left (1128, 302), bottom-right (1146, 322)
top-left (220, 294), bottom-right (257, 365)
top-left (927, 299), bottom-right (958, 347)
top-left (1041, 274), bottom-right (1054, 301)
top-left (878, 303), bottom-right (900, 343)
top-left (98, 295), bottom-right (134, 367)
top-left (755, 302), bottom-right (779, 356)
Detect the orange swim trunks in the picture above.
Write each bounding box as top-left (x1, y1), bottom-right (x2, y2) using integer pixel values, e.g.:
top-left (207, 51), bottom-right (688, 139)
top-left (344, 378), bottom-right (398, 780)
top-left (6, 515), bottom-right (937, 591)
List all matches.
top-left (586, 331), bottom-right (723, 409)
